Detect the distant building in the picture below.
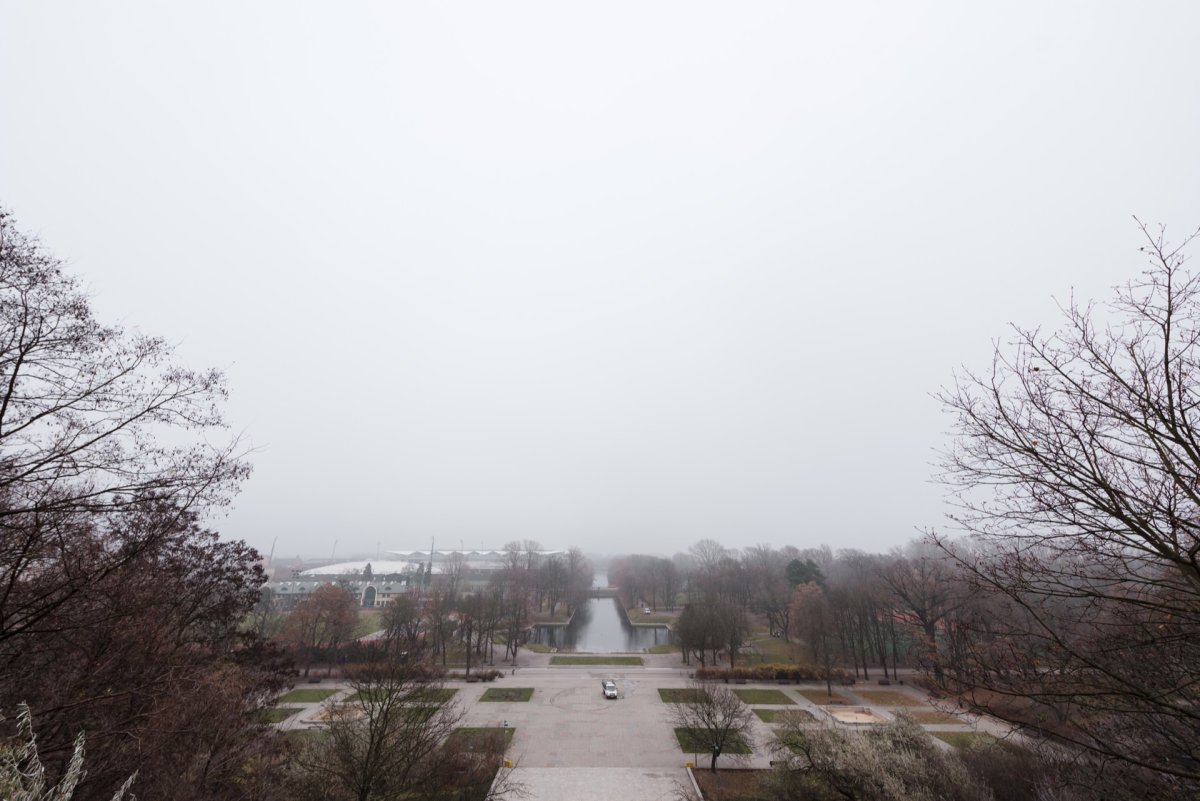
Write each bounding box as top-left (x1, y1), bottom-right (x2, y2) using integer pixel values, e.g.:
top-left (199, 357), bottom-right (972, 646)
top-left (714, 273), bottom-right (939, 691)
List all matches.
top-left (265, 548), bottom-right (564, 608)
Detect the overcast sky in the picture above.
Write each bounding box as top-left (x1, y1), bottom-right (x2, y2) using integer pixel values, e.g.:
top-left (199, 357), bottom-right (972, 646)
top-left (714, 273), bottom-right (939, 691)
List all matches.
top-left (2, 2), bottom-right (1199, 561)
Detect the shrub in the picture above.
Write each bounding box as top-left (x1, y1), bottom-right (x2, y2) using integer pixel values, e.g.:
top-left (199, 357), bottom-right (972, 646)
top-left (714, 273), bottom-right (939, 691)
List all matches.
top-left (694, 663), bottom-right (853, 684)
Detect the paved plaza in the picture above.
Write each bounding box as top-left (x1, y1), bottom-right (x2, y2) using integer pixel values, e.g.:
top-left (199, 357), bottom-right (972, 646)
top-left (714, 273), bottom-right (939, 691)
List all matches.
top-left (276, 651), bottom-right (1012, 800)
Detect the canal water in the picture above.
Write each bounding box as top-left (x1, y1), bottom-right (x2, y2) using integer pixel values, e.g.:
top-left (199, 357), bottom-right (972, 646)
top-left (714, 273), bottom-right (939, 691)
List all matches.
top-left (528, 597), bottom-right (674, 653)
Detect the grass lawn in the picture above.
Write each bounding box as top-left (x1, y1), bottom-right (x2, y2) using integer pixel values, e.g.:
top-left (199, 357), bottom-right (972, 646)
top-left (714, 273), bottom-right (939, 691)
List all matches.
top-left (932, 731), bottom-right (996, 749)
top-left (733, 689), bottom-right (795, 705)
top-left (480, 687), bottom-right (534, 702)
top-left (282, 729), bottom-right (328, 744)
top-left (754, 708), bottom-right (814, 724)
top-left (906, 710), bottom-right (963, 725)
top-left (278, 688), bottom-right (340, 703)
top-left (352, 610), bottom-right (383, 639)
top-left (693, 769), bottom-right (770, 800)
top-left (659, 688), bottom-right (711, 704)
top-left (743, 637), bottom-right (794, 665)
top-left (797, 689), bottom-right (851, 705)
top-left (646, 643), bottom-right (677, 654)
top-left (402, 688), bottom-right (458, 703)
top-left (524, 643), bottom-right (552, 653)
top-left (345, 689), bottom-right (393, 703)
top-left (778, 732), bottom-right (810, 754)
top-left (852, 690), bottom-right (927, 707)
top-left (674, 728), bottom-right (752, 754)
top-left (549, 655), bottom-right (644, 666)
top-left (257, 706), bottom-right (304, 723)
top-left (446, 727), bottom-right (515, 752)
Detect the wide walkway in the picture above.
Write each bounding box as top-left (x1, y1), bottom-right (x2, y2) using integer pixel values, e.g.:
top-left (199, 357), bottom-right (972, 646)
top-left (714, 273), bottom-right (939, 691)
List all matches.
top-left (278, 654), bottom-right (1015, 800)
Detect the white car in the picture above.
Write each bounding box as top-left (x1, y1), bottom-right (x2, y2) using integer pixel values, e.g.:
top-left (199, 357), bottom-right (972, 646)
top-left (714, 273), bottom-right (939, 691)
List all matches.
top-left (601, 680), bottom-right (618, 699)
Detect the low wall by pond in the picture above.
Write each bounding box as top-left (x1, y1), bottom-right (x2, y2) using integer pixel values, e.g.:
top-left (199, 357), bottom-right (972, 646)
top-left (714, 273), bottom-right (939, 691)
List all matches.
top-left (528, 597), bottom-right (674, 653)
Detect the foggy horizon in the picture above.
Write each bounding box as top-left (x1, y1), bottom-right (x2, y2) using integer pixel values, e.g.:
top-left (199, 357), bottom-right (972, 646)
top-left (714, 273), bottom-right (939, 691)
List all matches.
top-left (3, 2), bottom-right (1199, 560)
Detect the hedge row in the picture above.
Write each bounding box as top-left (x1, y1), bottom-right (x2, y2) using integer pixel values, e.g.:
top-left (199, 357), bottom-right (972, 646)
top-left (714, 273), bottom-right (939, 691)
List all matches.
top-left (694, 663), bottom-right (854, 684)
top-left (453, 669), bottom-right (504, 683)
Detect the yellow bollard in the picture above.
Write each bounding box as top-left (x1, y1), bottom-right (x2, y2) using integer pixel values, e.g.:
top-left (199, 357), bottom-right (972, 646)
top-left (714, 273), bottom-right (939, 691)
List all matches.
top-left (503, 759), bottom-right (513, 768)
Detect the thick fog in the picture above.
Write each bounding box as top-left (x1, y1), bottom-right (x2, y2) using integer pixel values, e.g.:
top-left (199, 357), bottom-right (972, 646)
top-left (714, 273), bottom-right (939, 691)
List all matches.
top-left (2, 2), bottom-right (1199, 559)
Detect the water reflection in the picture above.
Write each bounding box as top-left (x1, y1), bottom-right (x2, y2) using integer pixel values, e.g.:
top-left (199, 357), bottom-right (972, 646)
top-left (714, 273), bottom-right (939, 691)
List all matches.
top-left (529, 598), bottom-right (674, 653)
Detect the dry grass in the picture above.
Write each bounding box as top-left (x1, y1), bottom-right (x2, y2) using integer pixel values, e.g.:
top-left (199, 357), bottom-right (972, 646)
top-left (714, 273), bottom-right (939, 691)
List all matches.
top-left (446, 727), bottom-right (515, 752)
top-left (257, 706), bottom-right (304, 723)
top-left (659, 688), bottom-right (710, 704)
top-left (549, 655), bottom-right (643, 666)
top-left (479, 687), bottom-right (534, 702)
top-left (797, 689), bottom-right (851, 705)
top-left (278, 688), bottom-right (340, 703)
top-left (754, 708), bottom-right (814, 724)
top-left (675, 728), bottom-right (752, 754)
top-left (851, 690), bottom-right (927, 707)
top-left (692, 769), bottom-right (771, 800)
top-left (732, 689), bottom-right (795, 705)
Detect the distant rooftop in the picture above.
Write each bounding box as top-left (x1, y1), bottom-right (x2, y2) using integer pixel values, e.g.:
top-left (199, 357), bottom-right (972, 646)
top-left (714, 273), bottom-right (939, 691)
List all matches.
top-left (298, 549), bottom-right (565, 577)
top-left (388, 549), bottom-right (565, 558)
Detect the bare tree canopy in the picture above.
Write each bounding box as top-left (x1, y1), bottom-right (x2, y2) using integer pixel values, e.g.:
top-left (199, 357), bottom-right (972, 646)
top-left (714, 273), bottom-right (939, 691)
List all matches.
top-left (0, 212), bottom-right (284, 801)
top-left (667, 680), bottom-right (754, 773)
top-left (0, 210), bottom-right (250, 648)
top-left (937, 222), bottom-right (1200, 790)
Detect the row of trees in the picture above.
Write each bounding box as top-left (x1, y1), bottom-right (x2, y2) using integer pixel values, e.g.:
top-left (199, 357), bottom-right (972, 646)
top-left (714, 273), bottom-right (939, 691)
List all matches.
top-left (271, 541), bottom-right (593, 676)
top-left (611, 536), bottom-right (943, 681)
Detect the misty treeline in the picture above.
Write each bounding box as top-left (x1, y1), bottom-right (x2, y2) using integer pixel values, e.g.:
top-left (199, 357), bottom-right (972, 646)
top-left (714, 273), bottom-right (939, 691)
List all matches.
top-left (264, 541), bottom-right (592, 676)
top-left (609, 539), bottom-right (934, 679)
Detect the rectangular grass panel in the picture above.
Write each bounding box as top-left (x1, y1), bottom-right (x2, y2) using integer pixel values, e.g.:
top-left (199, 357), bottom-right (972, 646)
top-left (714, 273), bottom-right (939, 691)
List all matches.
top-left (852, 690), bottom-right (927, 707)
top-left (673, 728), bottom-right (752, 754)
top-left (658, 688), bottom-right (711, 704)
top-left (754, 708), bottom-right (815, 724)
top-left (446, 727), bottom-right (515, 753)
top-left (797, 689), bottom-right (851, 705)
top-left (345, 689), bottom-right (394, 703)
top-left (256, 706), bottom-right (304, 723)
top-left (549, 655), bottom-right (644, 666)
top-left (479, 687), bottom-right (535, 702)
top-left (732, 689), bottom-right (795, 705)
top-left (277, 688), bottom-right (340, 703)
top-left (401, 688), bottom-right (458, 703)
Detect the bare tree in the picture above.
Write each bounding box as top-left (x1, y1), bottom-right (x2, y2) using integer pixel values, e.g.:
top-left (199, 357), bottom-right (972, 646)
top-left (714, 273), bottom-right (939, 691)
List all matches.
top-left (789, 582), bottom-right (837, 696)
top-left (667, 680), bottom-right (754, 773)
top-left (0, 211), bottom-right (249, 650)
top-left (291, 656), bottom-right (466, 801)
top-left (744, 545), bottom-right (792, 638)
top-left (381, 590), bottom-right (426, 656)
top-left (936, 221), bottom-right (1200, 791)
top-left (283, 584), bottom-right (359, 676)
top-left (0, 215), bottom-right (291, 801)
top-left (688, 539), bottom-right (728, 575)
